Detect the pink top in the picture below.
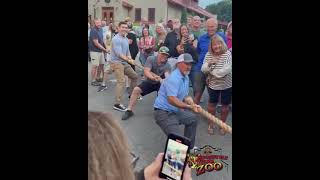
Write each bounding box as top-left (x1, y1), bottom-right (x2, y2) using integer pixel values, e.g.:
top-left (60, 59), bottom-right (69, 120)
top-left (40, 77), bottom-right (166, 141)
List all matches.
top-left (138, 36), bottom-right (155, 55)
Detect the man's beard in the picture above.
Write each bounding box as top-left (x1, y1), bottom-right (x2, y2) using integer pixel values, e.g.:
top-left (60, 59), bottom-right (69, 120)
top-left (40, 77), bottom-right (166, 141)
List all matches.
top-left (184, 71), bottom-right (190, 76)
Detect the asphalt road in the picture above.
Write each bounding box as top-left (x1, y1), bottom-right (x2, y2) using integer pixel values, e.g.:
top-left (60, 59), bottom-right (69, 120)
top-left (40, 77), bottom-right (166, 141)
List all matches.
top-left (88, 60), bottom-right (232, 180)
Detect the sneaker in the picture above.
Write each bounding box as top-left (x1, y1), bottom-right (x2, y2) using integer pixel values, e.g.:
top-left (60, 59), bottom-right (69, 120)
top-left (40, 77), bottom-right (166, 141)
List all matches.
top-left (113, 104), bottom-right (127, 112)
top-left (128, 96), bottom-right (143, 101)
top-left (97, 85), bottom-right (108, 92)
top-left (122, 110), bottom-right (134, 120)
top-left (91, 81), bottom-right (100, 86)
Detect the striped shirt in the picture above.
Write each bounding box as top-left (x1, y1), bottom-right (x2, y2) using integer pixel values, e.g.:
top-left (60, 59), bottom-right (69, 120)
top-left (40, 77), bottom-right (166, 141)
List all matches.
top-left (201, 51), bottom-right (232, 90)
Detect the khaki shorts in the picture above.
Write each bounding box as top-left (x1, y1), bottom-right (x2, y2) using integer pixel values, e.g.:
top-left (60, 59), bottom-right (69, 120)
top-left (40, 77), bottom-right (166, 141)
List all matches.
top-left (90, 51), bottom-right (105, 66)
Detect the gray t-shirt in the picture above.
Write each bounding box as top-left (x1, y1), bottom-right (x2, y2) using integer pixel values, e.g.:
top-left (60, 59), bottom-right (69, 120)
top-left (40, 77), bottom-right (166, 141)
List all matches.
top-left (144, 55), bottom-right (171, 84)
top-left (110, 33), bottom-right (131, 64)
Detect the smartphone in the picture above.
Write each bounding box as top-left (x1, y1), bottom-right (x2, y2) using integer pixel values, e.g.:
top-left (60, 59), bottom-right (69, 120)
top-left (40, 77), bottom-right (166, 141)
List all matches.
top-left (189, 34), bottom-right (194, 41)
top-left (159, 133), bottom-right (191, 180)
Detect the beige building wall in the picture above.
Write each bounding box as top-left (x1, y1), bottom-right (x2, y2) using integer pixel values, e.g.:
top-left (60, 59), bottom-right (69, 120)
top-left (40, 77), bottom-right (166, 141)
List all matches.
top-left (88, 0), bottom-right (122, 23)
top-left (128, 0), bottom-right (167, 24)
top-left (167, 3), bottom-right (182, 22)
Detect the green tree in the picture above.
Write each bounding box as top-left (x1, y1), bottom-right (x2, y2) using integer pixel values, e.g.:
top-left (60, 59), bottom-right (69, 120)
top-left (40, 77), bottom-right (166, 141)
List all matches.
top-left (206, 0), bottom-right (232, 22)
top-left (181, 7), bottom-right (188, 24)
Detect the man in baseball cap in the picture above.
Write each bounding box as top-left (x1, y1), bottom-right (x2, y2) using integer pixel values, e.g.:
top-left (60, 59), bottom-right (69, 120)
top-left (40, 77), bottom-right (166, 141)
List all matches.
top-left (158, 46), bottom-right (170, 56)
top-left (122, 46), bottom-right (171, 120)
top-left (153, 53), bottom-right (200, 149)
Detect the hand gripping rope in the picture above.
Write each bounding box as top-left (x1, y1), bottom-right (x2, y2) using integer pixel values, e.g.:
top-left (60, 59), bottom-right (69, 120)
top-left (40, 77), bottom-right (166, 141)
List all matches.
top-left (184, 96), bottom-right (232, 134)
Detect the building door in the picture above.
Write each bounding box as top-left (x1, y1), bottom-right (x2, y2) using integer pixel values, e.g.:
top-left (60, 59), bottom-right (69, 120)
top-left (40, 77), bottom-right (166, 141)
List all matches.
top-left (102, 7), bottom-right (114, 24)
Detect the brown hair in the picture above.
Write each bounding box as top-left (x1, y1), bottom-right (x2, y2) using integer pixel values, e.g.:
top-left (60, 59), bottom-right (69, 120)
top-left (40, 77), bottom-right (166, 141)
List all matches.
top-left (118, 21), bottom-right (128, 27)
top-left (208, 35), bottom-right (228, 55)
top-left (178, 24), bottom-right (189, 42)
top-left (88, 111), bottom-right (135, 180)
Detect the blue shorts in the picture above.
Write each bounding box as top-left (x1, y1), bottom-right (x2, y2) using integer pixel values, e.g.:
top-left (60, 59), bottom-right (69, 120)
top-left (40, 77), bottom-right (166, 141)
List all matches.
top-left (207, 87), bottom-right (232, 105)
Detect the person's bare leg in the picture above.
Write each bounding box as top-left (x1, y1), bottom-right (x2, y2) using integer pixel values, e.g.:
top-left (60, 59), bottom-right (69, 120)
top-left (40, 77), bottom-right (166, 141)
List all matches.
top-left (101, 71), bottom-right (108, 86)
top-left (127, 87), bottom-right (142, 111)
top-left (207, 102), bottom-right (216, 134)
top-left (97, 64), bottom-right (104, 80)
top-left (91, 65), bottom-right (98, 82)
top-left (219, 105), bottom-right (229, 135)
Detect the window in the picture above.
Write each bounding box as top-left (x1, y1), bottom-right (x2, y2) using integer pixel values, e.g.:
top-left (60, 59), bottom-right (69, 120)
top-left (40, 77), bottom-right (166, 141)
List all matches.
top-left (135, 8), bottom-right (141, 22)
top-left (148, 8), bottom-right (155, 23)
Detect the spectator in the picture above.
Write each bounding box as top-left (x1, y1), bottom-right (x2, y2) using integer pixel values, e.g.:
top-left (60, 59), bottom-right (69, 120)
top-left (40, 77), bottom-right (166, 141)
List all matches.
top-left (191, 18), bottom-right (227, 105)
top-left (88, 111), bottom-right (134, 180)
top-left (153, 53), bottom-right (201, 149)
top-left (110, 21), bottom-right (138, 112)
top-left (97, 32), bottom-right (112, 92)
top-left (121, 46), bottom-right (171, 120)
top-left (101, 20), bottom-right (109, 42)
top-left (89, 18), bottom-right (109, 86)
top-left (138, 27), bottom-right (155, 66)
top-left (166, 19), bottom-right (173, 32)
top-left (154, 23), bottom-right (167, 52)
top-left (190, 16), bottom-right (206, 39)
top-left (201, 35), bottom-right (232, 135)
top-left (164, 19), bottom-right (181, 69)
top-left (136, 17), bottom-right (149, 37)
top-left (88, 111), bottom-right (192, 180)
top-left (126, 23), bottom-right (139, 71)
top-left (176, 24), bottom-right (199, 66)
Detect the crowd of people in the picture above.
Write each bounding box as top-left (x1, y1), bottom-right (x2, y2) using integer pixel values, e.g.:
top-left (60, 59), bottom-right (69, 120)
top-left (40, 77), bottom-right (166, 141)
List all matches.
top-left (88, 15), bottom-right (232, 179)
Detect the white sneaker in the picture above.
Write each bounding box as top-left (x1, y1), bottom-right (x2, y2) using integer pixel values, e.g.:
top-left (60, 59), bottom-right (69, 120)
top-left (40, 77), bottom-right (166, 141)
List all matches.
top-left (113, 104), bottom-right (127, 112)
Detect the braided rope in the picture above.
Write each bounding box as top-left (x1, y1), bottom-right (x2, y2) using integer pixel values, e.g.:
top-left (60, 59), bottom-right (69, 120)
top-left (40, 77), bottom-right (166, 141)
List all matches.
top-left (128, 59), bottom-right (144, 70)
top-left (185, 97), bottom-right (232, 134)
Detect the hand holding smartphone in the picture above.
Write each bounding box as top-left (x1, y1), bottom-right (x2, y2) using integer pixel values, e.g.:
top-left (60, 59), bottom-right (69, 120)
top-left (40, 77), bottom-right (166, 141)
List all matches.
top-left (159, 133), bottom-right (191, 180)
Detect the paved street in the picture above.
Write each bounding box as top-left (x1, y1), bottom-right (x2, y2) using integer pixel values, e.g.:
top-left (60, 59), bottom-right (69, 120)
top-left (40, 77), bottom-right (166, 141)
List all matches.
top-left (88, 60), bottom-right (232, 180)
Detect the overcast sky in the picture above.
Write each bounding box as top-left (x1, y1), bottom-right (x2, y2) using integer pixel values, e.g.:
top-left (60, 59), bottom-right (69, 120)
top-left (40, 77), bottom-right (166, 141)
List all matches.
top-left (199, 0), bottom-right (224, 8)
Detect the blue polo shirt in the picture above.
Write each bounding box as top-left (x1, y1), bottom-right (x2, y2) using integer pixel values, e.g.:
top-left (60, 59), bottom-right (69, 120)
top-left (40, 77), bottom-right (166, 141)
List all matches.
top-left (154, 68), bottom-right (190, 113)
top-left (194, 32), bottom-right (227, 72)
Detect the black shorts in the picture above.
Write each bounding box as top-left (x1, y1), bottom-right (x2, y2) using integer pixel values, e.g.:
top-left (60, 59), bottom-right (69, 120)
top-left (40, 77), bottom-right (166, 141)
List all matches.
top-left (207, 87), bottom-right (232, 105)
top-left (138, 81), bottom-right (161, 96)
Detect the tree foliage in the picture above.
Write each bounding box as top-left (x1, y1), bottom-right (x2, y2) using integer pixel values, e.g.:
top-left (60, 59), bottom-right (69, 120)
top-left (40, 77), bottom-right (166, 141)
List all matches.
top-left (206, 0), bottom-right (232, 22)
top-left (181, 8), bottom-right (188, 24)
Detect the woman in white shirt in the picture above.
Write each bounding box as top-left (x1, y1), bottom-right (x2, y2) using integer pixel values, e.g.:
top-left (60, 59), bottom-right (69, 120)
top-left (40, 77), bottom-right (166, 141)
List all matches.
top-left (201, 35), bottom-right (232, 135)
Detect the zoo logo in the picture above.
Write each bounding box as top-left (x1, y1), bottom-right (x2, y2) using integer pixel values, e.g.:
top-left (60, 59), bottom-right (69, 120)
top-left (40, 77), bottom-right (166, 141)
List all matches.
top-left (187, 145), bottom-right (229, 176)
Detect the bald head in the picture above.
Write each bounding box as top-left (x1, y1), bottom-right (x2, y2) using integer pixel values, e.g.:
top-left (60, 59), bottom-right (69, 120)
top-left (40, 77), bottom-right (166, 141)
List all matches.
top-left (192, 16), bottom-right (201, 29)
top-left (94, 19), bottom-right (102, 29)
top-left (206, 18), bottom-right (218, 36)
top-left (172, 19), bottom-right (180, 30)
top-left (141, 17), bottom-right (148, 25)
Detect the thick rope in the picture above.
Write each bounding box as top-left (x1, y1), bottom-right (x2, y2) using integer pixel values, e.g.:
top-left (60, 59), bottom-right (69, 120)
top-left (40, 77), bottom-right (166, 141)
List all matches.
top-left (184, 96), bottom-right (232, 134)
top-left (128, 59), bottom-right (144, 70)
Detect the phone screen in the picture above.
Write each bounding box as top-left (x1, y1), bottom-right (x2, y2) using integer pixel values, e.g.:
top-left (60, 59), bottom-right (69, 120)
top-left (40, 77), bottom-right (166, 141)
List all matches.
top-left (160, 135), bottom-right (190, 180)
